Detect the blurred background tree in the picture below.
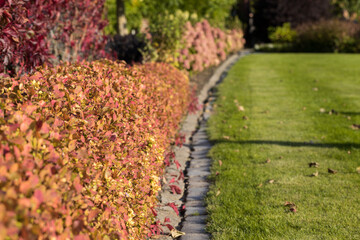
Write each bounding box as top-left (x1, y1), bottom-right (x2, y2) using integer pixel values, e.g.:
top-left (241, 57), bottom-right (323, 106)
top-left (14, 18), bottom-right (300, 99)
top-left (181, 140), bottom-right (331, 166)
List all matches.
top-left (332, 0), bottom-right (360, 19)
top-left (105, 0), bottom-right (240, 35)
top-left (251, 0), bottom-right (332, 43)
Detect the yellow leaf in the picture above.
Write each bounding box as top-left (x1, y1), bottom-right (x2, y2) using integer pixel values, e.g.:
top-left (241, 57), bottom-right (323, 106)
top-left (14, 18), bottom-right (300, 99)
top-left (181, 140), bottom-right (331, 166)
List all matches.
top-left (68, 140), bottom-right (77, 152)
top-left (170, 229), bottom-right (185, 238)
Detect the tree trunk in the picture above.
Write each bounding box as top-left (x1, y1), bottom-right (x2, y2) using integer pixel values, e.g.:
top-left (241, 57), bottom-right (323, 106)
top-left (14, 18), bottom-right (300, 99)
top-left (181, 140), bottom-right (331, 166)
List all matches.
top-left (116, 0), bottom-right (128, 36)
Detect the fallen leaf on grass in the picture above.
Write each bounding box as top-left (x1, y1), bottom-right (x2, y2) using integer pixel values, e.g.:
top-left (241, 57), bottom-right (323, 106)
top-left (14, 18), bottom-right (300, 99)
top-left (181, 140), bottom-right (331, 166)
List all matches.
top-left (268, 179), bottom-right (275, 184)
top-left (310, 171), bottom-right (319, 177)
top-left (218, 160), bottom-right (223, 167)
top-left (320, 108), bottom-right (326, 113)
top-left (289, 207), bottom-right (297, 213)
top-left (284, 201), bottom-right (296, 208)
top-left (170, 229), bottom-right (185, 238)
top-left (216, 189), bottom-right (221, 196)
top-left (243, 125), bottom-right (248, 129)
top-left (265, 158), bottom-right (271, 163)
top-left (223, 135), bottom-right (230, 140)
top-left (238, 106), bottom-right (245, 111)
top-left (351, 124), bottom-right (360, 130)
top-left (313, 87), bottom-right (318, 91)
top-left (242, 116), bottom-right (249, 120)
top-left (356, 167), bottom-right (360, 174)
top-left (308, 162), bottom-right (319, 168)
top-left (328, 168), bottom-right (337, 174)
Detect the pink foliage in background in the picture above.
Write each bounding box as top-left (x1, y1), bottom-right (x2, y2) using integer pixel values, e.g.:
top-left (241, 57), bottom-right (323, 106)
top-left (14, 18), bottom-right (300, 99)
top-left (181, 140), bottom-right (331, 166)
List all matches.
top-left (178, 20), bottom-right (245, 72)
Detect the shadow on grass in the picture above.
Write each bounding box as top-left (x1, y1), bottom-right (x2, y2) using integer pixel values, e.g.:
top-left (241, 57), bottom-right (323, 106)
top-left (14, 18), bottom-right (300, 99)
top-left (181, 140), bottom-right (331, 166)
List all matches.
top-left (338, 111), bottom-right (360, 116)
top-left (211, 139), bottom-right (360, 150)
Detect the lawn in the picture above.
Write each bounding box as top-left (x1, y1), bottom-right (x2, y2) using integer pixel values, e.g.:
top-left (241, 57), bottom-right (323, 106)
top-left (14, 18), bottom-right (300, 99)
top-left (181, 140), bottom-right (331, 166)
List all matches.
top-left (206, 54), bottom-right (360, 239)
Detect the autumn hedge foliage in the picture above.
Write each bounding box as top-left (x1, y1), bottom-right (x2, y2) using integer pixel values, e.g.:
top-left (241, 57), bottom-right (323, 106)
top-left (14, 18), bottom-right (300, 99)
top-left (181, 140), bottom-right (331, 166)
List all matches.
top-left (178, 19), bottom-right (245, 72)
top-left (0, 60), bottom-right (189, 239)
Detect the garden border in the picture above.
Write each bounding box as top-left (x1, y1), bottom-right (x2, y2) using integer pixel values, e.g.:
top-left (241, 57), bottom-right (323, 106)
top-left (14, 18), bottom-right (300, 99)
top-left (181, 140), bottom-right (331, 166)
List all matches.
top-left (155, 49), bottom-right (252, 240)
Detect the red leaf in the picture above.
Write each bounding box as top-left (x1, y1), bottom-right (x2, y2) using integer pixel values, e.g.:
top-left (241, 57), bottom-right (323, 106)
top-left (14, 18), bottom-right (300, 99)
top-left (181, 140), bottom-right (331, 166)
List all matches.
top-left (174, 160), bottom-right (181, 169)
top-left (74, 234), bottom-right (90, 240)
top-left (40, 122), bottom-right (50, 134)
top-left (165, 224), bottom-right (174, 231)
top-left (178, 170), bottom-right (184, 180)
top-left (151, 208), bottom-right (158, 217)
top-left (88, 209), bottom-right (100, 222)
top-left (169, 185), bottom-right (182, 194)
top-left (73, 176), bottom-right (82, 193)
top-left (169, 177), bottom-right (176, 184)
top-left (167, 202), bottom-right (179, 216)
top-left (53, 84), bottom-right (65, 98)
top-left (20, 116), bottom-right (32, 132)
top-left (34, 189), bottom-right (44, 204)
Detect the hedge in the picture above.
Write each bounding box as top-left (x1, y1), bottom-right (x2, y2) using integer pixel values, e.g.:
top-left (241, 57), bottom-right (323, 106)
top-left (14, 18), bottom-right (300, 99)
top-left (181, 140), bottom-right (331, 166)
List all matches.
top-left (178, 19), bottom-right (244, 72)
top-left (0, 0), bottom-right (108, 76)
top-left (0, 60), bottom-right (189, 239)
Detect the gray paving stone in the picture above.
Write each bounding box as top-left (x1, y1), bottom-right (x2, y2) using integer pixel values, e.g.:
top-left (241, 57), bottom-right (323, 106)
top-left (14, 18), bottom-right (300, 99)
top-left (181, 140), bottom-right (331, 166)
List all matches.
top-left (180, 233), bottom-right (210, 240)
top-left (191, 150), bottom-right (209, 158)
top-left (192, 138), bottom-right (210, 145)
top-left (194, 141), bottom-right (212, 148)
top-left (190, 160), bottom-right (212, 168)
top-left (181, 223), bottom-right (207, 234)
top-left (188, 175), bottom-right (209, 182)
top-left (185, 206), bottom-right (207, 216)
top-left (184, 215), bottom-right (207, 224)
top-left (186, 194), bottom-right (207, 202)
top-left (193, 145), bottom-right (211, 152)
top-left (187, 188), bottom-right (208, 201)
top-left (185, 200), bottom-right (206, 207)
top-left (188, 181), bottom-right (210, 189)
top-left (187, 169), bottom-right (211, 177)
top-left (192, 132), bottom-right (206, 138)
top-left (203, 112), bottom-right (211, 120)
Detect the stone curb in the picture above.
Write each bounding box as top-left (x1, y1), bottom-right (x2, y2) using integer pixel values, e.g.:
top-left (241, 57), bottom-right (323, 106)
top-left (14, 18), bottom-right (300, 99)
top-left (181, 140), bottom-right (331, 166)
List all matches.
top-left (155, 50), bottom-right (251, 240)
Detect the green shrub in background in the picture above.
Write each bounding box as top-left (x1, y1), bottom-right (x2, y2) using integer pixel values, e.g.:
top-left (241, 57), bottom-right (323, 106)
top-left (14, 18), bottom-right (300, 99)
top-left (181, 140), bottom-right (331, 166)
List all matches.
top-left (294, 19), bottom-right (360, 52)
top-left (332, 0), bottom-right (360, 19)
top-left (182, 0), bottom-right (238, 29)
top-left (104, 0), bottom-right (239, 35)
top-left (104, 0), bottom-right (143, 35)
top-left (146, 10), bottom-right (197, 64)
top-left (268, 23), bottom-right (297, 44)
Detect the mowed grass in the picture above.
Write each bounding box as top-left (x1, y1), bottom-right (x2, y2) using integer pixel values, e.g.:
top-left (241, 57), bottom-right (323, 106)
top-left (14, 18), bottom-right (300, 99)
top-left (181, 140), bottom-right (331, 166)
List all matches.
top-left (206, 54), bottom-right (360, 239)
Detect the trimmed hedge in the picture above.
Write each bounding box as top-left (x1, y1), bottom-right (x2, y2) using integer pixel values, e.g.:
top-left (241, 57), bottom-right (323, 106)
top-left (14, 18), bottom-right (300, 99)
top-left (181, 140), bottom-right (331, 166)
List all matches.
top-left (0, 60), bottom-right (189, 239)
top-left (178, 20), bottom-right (244, 72)
top-left (0, 0), bottom-right (108, 76)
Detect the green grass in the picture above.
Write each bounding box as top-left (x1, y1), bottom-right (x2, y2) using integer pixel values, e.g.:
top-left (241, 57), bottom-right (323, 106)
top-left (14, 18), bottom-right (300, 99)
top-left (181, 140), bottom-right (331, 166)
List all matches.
top-left (206, 54), bottom-right (360, 240)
